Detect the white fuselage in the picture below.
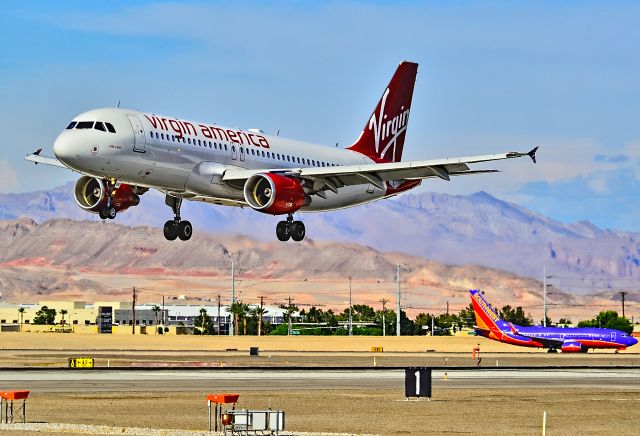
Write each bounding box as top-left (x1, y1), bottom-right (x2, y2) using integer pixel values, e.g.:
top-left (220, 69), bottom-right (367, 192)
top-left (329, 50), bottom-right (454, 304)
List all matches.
top-left (53, 108), bottom-right (392, 212)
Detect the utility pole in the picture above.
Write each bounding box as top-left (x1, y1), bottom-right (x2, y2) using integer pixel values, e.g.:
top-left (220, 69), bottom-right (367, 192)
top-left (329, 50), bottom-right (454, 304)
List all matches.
top-left (161, 295), bottom-right (165, 327)
top-left (379, 298), bottom-right (388, 337)
top-left (286, 296), bottom-right (294, 336)
top-left (543, 267), bottom-right (552, 327)
top-left (229, 258), bottom-right (235, 336)
top-left (431, 315), bottom-right (435, 336)
top-left (216, 294), bottom-right (221, 335)
top-left (396, 264), bottom-right (401, 337)
top-left (132, 287), bottom-right (137, 335)
top-left (619, 291), bottom-right (629, 319)
top-left (348, 276), bottom-right (353, 336)
top-left (258, 296), bottom-right (265, 336)
top-left (446, 300), bottom-right (449, 316)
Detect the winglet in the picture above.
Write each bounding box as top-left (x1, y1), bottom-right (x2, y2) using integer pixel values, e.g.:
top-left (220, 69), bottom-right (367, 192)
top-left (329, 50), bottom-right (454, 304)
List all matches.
top-left (33, 148), bottom-right (43, 156)
top-left (527, 146), bottom-right (539, 164)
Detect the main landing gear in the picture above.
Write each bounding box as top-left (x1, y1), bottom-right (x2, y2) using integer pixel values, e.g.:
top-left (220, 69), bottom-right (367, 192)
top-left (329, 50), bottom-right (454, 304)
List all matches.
top-left (163, 195), bottom-right (192, 241)
top-left (276, 214), bottom-right (305, 242)
top-left (98, 206), bottom-right (117, 220)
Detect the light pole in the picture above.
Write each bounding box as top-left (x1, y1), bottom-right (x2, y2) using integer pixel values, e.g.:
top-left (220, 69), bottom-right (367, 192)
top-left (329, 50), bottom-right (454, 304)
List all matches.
top-left (379, 299), bottom-right (388, 337)
top-left (619, 291), bottom-right (629, 319)
top-left (543, 267), bottom-right (552, 327)
top-left (348, 276), bottom-right (353, 336)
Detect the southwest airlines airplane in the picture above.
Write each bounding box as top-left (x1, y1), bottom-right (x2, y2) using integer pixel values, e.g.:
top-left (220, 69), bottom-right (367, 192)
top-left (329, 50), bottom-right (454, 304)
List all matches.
top-left (470, 289), bottom-right (638, 352)
top-left (26, 61), bottom-right (537, 242)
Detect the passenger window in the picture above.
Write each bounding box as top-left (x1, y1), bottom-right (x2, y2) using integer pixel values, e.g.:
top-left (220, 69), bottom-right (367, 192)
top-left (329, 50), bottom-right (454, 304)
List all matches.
top-left (161, 133), bottom-right (165, 140)
top-left (188, 138), bottom-right (191, 144)
top-left (267, 152), bottom-right (271, 158)
top-left (232, 145), bottom-right (235, 152)
top-left (105, 123), bottom-right (116, 133)
top-left (224, 144), bottom-right (228, 151)
top-left (66, 121), bottom-right (77, 129)
top-left (76, 121), bottom-right (94, 129)
top-left (261, 151), bottom-right (265, 157)
top-left (297, 157), bottom-right (300, 164)
top-left (198, 140), bottom-right (201, 146)
top-left (312, 160), bottom-right (316, 166)
top-left (209, 142), bottom-right (212, 148)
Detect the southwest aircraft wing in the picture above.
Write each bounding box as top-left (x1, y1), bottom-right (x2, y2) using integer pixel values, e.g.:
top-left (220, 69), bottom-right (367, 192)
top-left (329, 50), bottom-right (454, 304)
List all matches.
top-left (222, 147), bottom-right (539, 191)
top-left (512, 331), bottom-right (564, 349)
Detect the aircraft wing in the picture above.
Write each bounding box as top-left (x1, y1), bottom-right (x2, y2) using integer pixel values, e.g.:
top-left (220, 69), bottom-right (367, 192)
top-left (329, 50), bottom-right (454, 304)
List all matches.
top-left (222, 147), bottom-right (538, 192)
top-left (25, 149), bottom-right (69, 169)
top-left (514, 331), bottom-right (564, 349)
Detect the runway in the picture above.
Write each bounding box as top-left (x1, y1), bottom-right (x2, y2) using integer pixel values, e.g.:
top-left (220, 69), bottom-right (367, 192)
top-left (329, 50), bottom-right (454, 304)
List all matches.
top-left (1, 367), bottom-right (639, 392)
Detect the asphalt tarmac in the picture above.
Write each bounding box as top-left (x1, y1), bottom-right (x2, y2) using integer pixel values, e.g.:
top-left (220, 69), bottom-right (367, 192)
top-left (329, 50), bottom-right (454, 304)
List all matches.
top-left (1, 367), bottom-right (639, 392)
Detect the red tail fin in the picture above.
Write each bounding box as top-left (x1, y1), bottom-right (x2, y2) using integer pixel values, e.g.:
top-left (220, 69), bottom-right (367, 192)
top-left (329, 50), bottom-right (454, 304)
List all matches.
top-left (347, 61), bottom-right (418, 163)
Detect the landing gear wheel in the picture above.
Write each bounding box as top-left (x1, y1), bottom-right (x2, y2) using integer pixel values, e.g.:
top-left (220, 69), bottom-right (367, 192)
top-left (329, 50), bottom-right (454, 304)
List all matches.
top-left (163, 220), bottom-right (179, 241)
top-left (178, 220), bottom-right (193, 241)
top-left (276, 221), bottom-right (290, 241)
top-left (547, 349), bottom-right (558, 353)
top-left (106, 206), bottom-right (117, 220)
top-left (290, 221), bottom-right (306, 242)
top-left (98, 208), bottom-right (108, 220)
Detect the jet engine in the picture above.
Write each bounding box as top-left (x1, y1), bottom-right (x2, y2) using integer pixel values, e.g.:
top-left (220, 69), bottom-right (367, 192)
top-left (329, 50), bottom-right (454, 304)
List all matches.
top-left (73, 176), bottom-right (140, 214)
top-left (243, 173), bottom-right (310, 215)
top-left (560, 340), bottom-right (586, 353)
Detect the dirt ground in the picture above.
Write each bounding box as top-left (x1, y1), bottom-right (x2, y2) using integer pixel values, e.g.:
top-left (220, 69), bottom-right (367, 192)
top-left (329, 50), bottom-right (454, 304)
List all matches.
top-left (1, 333), bottom-right (639, 435)
top-left (0, 388), bottom-right (639, 435)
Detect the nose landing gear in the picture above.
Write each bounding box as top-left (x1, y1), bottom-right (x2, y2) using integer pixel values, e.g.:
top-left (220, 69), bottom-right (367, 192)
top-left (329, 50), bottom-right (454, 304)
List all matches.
top-left (276, 215), bottom-right (305, 242)
top-left (163, 195), bottom-right (192, 241)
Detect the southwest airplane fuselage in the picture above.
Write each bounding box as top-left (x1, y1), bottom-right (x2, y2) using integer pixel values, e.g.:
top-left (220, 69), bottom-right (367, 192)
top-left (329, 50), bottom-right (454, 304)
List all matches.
top-left (470, 289), bottom-right (637, 352)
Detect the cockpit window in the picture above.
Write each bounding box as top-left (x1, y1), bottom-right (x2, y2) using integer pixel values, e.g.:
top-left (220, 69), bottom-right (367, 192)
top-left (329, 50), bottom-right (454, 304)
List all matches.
top-left (76, 121), bottom-right (94, 129)
top-left (105, 122), bottom-right (116, 133)
top-left (94, 122), bottom-right (106, 132)
top-left (66, 121), bottom-right (77, 129)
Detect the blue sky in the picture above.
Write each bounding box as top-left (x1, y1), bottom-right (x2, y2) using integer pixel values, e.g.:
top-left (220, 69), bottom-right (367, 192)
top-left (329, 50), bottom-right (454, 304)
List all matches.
top-left (1, 1), bottom-right (639, 231)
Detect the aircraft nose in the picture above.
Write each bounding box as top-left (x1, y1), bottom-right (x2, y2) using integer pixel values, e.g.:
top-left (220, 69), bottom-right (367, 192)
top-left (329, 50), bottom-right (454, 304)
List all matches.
top-left (630, 336), bottom-right (638, 347)
top-left (53, 133), bottom-right (77, 163)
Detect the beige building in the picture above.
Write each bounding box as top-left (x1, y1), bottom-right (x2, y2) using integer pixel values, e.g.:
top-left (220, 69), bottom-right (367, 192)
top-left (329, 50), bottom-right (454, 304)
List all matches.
top-left (0, 301), bottom-right (131, 328)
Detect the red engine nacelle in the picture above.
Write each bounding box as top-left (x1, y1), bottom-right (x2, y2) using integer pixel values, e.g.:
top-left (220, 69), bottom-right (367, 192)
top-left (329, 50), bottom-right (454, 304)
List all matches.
top-left (243, 173), bottom-right (310, 215)
top-left (560, 340), bottom-right (586, 353)
top-left (73, 176), bottom-right (140, 213)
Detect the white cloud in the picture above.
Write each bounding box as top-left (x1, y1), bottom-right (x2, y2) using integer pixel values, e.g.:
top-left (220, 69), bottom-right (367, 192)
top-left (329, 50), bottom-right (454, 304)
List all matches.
top-left (0, 160), bottom-right (19, 193)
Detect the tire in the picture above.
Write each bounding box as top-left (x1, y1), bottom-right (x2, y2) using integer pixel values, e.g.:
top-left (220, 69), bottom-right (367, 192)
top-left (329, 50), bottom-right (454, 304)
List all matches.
top-left (178, 220), bottom-right (193, 241)
top-left (98, 209), bottom-right (108, 220)
top-left (106, 206), bottom-right (117, 220)
top-left (276, 221), bottom-right (290, 242)
top-left (290, 221), bottom-right (306, 242)
top-left (163, 220), bottom-right (179, 241)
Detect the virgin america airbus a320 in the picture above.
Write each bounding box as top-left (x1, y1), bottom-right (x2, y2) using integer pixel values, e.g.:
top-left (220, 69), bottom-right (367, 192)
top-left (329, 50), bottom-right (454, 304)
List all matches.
top-left (26, 62), bottom-right (537, 242)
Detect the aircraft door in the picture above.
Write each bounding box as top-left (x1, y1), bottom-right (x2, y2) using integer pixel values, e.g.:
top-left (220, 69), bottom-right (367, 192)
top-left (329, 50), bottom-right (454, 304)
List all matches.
top-left (240, 146), bottom-right (245, 161)
top-left (231, 145), bottom-right (237, 160)
top-left (128, 115), bottom-right (146, 152)
top-left (611, 332), bottom-right (616, 342)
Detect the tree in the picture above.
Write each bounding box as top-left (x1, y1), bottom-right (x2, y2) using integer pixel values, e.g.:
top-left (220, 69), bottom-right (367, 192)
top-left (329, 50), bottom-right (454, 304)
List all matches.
top-left (499, 305), bottom-right (533, 326)
top-left (60, 309), bottom-right (68, 326)
top-left (18, 307), bottom-right (25, 332)
top-left (458, 303), bottom-right (476, 328)
top-left (33, 306), bottom-right (56, 325)
top-left (578, 311), bottom-right (633, 334)
top-left (194, 308), bottom-right (214, 335)
top-left (230, 301), bottom-right (249, 335)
